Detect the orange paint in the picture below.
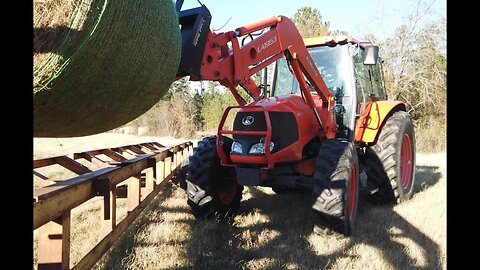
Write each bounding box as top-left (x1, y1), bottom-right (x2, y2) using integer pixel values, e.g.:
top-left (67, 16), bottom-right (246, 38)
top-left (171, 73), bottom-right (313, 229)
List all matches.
top-left (354, 101), bottom-right (406, 143)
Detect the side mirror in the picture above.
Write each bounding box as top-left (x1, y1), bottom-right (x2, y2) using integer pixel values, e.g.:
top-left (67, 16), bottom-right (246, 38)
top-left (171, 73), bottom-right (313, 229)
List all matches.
top-left (363, 45), bottom-right (379, 65)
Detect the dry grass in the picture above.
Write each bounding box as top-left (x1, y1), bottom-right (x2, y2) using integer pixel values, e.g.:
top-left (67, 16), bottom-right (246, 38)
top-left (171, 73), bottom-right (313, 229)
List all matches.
top-left (92, 152), bottom-right (445, 270)
top-left (33, 0), bottom-right (75, 29)
top-left (415, 122), bottom-right (446, 153)
top-left (33, 134), bottom-right (446, 269)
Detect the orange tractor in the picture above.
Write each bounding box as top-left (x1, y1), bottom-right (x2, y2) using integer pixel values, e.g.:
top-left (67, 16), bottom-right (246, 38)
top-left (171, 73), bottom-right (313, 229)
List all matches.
top-left (175, 1), bottom-right (415, 235)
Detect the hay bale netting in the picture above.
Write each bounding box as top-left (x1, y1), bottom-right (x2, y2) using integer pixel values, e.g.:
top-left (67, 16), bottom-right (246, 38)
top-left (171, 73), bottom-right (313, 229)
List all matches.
top-left (33, 0), bottom-right (181, 137)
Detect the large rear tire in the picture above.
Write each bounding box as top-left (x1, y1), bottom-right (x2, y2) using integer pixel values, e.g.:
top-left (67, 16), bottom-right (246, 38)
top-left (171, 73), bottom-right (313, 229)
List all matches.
top-left (361, 111), bottom-right (416, 204)
top-left (312, 140), bottom-right (359, 236)
top-left (186, 136), bottom-right (243, 219)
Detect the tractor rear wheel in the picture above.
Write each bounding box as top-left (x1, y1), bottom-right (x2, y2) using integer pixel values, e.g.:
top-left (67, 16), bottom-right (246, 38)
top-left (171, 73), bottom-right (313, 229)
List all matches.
top-left (312, 140), bottom-right (359, 236)
top-left (186, 136), bottom-right (243, 219)
top-left (362, 111), bottom-right (416, 204)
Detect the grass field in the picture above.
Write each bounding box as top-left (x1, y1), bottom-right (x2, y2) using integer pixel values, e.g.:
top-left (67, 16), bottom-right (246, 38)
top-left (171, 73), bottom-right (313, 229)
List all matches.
top-left (34, 134), bottom-right (446, 270)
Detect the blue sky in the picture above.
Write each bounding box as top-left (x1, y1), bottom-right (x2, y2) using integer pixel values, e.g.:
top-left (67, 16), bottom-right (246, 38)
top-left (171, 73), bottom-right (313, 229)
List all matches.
top-left (181, 0), bottom-right (446, 41)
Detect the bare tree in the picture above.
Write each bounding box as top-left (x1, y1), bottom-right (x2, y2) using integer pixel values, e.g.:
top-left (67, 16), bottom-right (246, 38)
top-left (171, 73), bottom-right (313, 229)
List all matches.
top-left (379, 1), bottom-right (446, 122)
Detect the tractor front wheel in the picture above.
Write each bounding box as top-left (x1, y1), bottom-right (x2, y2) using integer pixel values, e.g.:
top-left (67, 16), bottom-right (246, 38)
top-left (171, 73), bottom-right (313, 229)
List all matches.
top-left (185, 136), bottom-right (243, 219)
top-left (312, 140), bottom-right (359, 236)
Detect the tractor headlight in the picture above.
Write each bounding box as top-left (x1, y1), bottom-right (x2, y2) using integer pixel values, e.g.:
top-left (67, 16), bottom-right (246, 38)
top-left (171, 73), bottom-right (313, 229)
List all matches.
top-left (231, 141), bottom-right (243, 154)
top-left (249, 141), bottom-right (274, 154)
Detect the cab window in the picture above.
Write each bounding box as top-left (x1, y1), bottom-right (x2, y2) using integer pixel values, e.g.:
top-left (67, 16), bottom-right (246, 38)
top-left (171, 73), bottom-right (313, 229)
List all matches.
top-left (353, 50), bottom-right (371, 106)
top-left (353, 48), bottom-right (385, 104)
top-left (369, 60), bottom-right (385, 99)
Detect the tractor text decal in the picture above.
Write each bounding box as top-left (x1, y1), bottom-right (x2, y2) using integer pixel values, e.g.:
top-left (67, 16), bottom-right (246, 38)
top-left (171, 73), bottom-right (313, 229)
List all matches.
top-left (258, 36), bottom-right (278, 53)
top-left (306, 56), bottom-right (318, 78)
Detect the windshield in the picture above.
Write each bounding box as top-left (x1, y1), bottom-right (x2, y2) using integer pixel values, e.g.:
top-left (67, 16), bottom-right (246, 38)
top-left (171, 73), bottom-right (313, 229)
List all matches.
top-left (273, 45), bottom-right (352, 97)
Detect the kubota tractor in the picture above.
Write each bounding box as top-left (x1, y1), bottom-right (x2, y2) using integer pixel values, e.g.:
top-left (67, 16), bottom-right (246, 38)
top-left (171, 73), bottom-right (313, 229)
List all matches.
top-left (175, 1), bottom-right (415, 235)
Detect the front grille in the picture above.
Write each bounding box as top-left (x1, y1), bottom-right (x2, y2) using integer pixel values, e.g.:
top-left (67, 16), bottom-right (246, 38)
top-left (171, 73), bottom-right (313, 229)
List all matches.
top-left (232, 111), bottom-right (298, 154)
top-left (233, 112), bottom-right (267, 132)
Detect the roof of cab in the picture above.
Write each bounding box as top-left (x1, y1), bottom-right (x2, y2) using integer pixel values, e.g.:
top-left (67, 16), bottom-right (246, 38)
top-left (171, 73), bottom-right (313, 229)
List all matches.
top-left (303, 35), bottom-right (370, 49)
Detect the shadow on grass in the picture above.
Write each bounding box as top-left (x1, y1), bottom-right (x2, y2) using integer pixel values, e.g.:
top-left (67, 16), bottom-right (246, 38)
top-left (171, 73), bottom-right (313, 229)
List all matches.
top-left (178, 165), bottom-right (444, 269)
top-left (95, 165), bottom-right (443, 269)
top-left (93, 184), bottom-right (191, 269)
top-left (414, 165), bottom-right (441, 193)
top-left (184, 188), bottom-right (353, 269)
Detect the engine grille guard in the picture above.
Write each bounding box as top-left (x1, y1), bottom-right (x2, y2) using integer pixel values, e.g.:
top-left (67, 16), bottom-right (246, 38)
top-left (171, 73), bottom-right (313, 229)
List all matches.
top-left (216, 105), bottom-right (274, 177)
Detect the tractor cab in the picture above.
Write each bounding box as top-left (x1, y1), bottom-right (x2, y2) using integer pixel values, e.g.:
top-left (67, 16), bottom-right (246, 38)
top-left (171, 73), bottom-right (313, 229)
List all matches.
top-left (271, 36), bottom-right (386, 141)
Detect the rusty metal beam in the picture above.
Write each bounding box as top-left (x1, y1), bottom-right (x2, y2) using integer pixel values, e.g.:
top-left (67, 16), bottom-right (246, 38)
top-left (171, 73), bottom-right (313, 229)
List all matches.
top-left (143, 168), bottom-right (155, 199)
top-left (149, 150), bottom-right (172, 163)
top-left (111, 147), bottom-right (137, 159)
top-left (107, 156), bottom-right (150, 187)
top-left (101, 149), bottom-right (128, 162)
top-left (127, 174), bottom-right (141, 212)
top-left (34, 142), bottom-right (183, 172)
top-left (102, 186), bottom-right (117, 236)
top-left (37, 220), bottom-right (62, 270)
top-left (37, 212), bottom-right (70, 270)
top-left (73, 152), bottom-right (102, 164)
top-left (34, 141), bottom-right (193, 269)
top-left (34, 170), bottom-right (49, 181)
top-left (54, 156), bottom-right (92, 175)
top-left (62, 212), bottom-right (71, 269)
top-left (124, 145), bottom-right (146, 155)
top-left (74, 151), bottom-right (96, 161)
top-left (139, 143), bottom-right (158, 151)
top-left (155, 161), bottom-right (165, 185)
top-left (33, 143), bottom-right (191, 230)
top-left (133, 144), bottom-right (151, 153)
top-left (34, 170), bottom-right (105, 230)
top-left (34, 155), bottom-right (66, 169)
top-left (151, 142), bottom-right (165, 149)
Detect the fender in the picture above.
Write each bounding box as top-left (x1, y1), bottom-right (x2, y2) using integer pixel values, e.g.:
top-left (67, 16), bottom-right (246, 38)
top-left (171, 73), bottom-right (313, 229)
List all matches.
top-left (354, 100), bottom-right (406, 143)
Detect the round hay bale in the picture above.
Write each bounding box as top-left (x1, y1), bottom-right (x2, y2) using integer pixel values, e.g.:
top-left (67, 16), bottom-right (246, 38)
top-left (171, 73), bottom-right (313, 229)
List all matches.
top-left (33, 0), bottom-right (181, 137)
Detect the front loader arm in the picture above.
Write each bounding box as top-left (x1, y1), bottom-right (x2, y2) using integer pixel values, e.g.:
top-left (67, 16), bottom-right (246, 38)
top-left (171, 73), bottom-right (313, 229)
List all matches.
top-left (176, 4), bottom-right (336, 138)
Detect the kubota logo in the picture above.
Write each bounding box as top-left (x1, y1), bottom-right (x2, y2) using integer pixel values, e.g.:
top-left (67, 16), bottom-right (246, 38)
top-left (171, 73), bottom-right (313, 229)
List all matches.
top-left (242, 116), bottom-right (255, 126)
